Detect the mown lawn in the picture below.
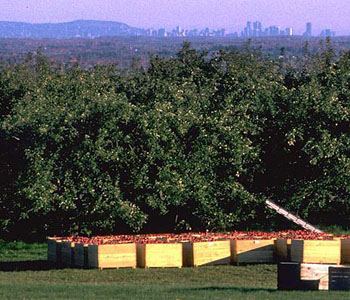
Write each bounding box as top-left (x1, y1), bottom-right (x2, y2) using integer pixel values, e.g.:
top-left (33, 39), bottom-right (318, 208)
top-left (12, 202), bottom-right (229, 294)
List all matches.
top-left (0, 241), bottom-right (348, 299)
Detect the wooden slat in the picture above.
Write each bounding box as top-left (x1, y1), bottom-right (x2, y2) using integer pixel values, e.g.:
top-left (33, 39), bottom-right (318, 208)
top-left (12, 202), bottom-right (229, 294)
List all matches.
top-left (183, 240), bottom-right (231, 267)
top-left (275, 239), bottom-right (292, 262)
top-left (74, 243), bottom-right (88, 268)
top-left (47, 238), bottom-right (56, 262)
top-left (291, 240), bottom-right (341, 264)
top-left (88, 243), bottom-right (137, 269)
top-left (47, 238), bottom-right (58, 263)
top-left (232, 240), bottom-right (275, 264)
top-left (341, 239), bottom-right (350, 264)
top-left (137, 243), bottom-right (182, 268)
top-left (47, 237), bottom-right (63, 263)
top-left (182, 242), bottom-right (193, 267)
top-left (61, 241), bottom-right (75, 267)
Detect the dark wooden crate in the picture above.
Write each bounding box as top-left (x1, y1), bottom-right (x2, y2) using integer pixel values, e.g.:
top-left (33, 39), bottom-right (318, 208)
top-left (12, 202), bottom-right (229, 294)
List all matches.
top-left (47, 238), bottom-right (62, 263)
top-left (74, 243), bottom-right (88, 268)
top-left (277, 262), bottom-right (301, 290)
top-left (329, 267), bottom-right (350, 291)
top-left (61, 241), bottom-right (75, 267)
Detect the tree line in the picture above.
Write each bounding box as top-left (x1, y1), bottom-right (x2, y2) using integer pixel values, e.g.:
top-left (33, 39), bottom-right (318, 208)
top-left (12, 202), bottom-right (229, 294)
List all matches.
top-left (1, 40), bottom-right (350, 241)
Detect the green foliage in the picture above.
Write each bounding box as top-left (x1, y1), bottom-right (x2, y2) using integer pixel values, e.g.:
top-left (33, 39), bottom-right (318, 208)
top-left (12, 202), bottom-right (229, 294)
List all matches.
top-left (255, 43), bottom-right (350, 227)
top-left (1, 41), bottom-right (350, 239)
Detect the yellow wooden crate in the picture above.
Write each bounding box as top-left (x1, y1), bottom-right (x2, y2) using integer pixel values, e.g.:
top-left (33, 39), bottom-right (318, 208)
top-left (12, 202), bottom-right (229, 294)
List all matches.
top-left (137, 243), bottom-right (182, 268)
top-left (232, 239), bottom-right (275, 264)
top-left (341, 239), bottom-right (350, 264)
top-left (74, 243), bottom-right (88, 268)
top-left (61, 241), bottom-right (75, 267)
top-left (183, 240), bottom-right (231, 267)
top-left (88, 243), bottom-right (137, 269)
top-left (275, 239), bottom-right (292, 262)
top-left (291, 240), bottom-right (341, 264)
top-left (47, 237), bottom-right (62, 263)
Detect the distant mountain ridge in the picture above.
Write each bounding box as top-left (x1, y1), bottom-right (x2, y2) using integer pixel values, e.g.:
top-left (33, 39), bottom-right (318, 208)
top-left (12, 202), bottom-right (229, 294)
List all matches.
top-left (0, 20), bottom-right (147, 38)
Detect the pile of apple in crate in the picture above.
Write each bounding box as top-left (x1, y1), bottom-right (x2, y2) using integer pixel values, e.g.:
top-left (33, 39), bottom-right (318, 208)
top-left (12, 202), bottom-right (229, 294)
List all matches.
top-left (47, 230), bottom-right (350, 270)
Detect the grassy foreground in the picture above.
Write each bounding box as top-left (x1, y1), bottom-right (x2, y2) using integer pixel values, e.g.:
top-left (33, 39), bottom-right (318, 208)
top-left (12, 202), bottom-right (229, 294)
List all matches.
top-left (0, 241), bottom-right (348, 299)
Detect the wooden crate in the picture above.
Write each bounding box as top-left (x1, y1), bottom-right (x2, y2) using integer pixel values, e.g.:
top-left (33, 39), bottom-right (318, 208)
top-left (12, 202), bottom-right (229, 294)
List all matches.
top-left (291, 240), bottom-right (341, 264)
top-left (275, 239), bottom-right (292, 262)
top-left (74, 243), bottom-right (88, 268)
top-left (183, 240), bottom-right (231, 267)
top-left (232, 239), bottom-right (275, 264)
top-left (329, 267), bottom-right (350, 290)
top-left (88, 243), bottom-right (137, 269)
top-left (341, 239), bottom-right (350, 264)
top-left (47, 237), bottom-right (62, 263)
top-left (137, 243), bottom-right (182, 268)
top-left (277, 262), bottom-right (301, 290)
top-left (61, 241), bottom-right (75, 267)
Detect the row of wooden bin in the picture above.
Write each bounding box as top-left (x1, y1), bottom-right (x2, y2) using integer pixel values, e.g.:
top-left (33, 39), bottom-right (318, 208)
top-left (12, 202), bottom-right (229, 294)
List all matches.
top-left (48, 238), bottom-right (350, 269)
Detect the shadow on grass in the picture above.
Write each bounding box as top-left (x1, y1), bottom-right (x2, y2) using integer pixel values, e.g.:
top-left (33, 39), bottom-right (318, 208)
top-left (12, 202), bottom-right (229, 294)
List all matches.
top-left (186, 286), bottom-right (331, 294)
top-left (186, 286), bottom-right (277, 293)
top-left (0, 260), bottom-right (64, 272)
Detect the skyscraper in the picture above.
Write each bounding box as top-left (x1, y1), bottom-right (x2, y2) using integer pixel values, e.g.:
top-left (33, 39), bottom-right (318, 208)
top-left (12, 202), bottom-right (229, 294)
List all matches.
top-left (285, 27), bottom-right (293, 36)
top-left (247, 21), bottom-right (252, 36)
top-left (158, 28), bottom-right (166, 37)
top-left (304, 22), bottom-right (312, 37)
top-left (253, 21), bottom-right (262, 36)
top-left (320, 29), bottom-right (335, 37)
top-left (242, 21), bottom-right (263, 37)
top-left (269, 26), bottom-right (280, 36)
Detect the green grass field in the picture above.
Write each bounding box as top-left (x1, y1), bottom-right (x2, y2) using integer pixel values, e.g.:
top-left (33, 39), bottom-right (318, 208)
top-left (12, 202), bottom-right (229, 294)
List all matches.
top-left (0, 241), bottom-right (349, 299)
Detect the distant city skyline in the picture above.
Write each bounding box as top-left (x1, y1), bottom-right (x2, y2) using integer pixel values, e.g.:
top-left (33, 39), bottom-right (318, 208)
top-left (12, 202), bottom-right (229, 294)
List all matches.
top-left (0, 20), bottom-right (338, 39)
top-left (146, 21), bottom-right (336, 38)
top-left (0, 0), bottom-right (349, 35)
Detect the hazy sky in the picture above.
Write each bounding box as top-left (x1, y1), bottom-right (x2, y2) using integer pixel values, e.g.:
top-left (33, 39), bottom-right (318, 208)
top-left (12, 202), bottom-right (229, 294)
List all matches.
top-left (1, 0), bottom-right (349, 35)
